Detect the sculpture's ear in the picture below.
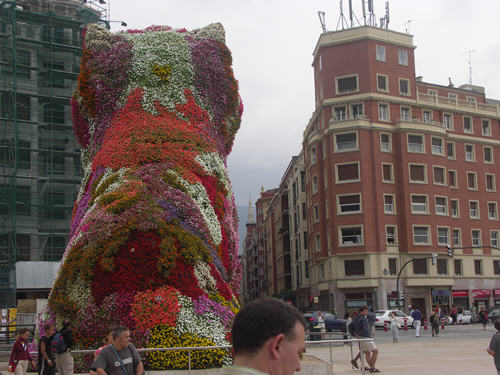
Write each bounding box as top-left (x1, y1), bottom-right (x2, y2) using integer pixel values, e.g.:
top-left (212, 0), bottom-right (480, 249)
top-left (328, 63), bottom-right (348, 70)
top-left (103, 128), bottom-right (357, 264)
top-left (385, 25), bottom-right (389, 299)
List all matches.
top-left (83, 23), bottom-right (115, 51)
top-left (190, 22), bottom-right (226, 44)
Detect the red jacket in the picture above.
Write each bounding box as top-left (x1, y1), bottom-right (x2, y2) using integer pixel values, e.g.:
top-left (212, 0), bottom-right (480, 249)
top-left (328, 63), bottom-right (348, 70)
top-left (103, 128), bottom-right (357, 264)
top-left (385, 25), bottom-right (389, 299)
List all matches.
top-left (9, 336), bottom-right (32, 366)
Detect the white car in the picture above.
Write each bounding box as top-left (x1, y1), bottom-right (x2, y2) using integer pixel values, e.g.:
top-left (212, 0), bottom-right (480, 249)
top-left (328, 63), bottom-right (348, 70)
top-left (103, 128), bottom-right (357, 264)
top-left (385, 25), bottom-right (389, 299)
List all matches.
top-left (374, 310), bottom-right (414, 328)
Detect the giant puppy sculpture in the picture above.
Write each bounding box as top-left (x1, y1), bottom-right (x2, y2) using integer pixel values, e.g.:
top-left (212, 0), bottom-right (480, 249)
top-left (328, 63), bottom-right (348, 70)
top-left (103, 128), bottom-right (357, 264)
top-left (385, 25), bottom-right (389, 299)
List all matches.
top-left (46, 23), bottom-right (242, 369)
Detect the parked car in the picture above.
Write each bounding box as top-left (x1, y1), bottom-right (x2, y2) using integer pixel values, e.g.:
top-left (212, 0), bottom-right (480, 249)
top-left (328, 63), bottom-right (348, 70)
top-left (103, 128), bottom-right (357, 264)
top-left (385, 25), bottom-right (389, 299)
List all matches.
top-left (488, 308), bottom-right (500, 322)
top-left (459, 310), bottom-right (472, 324)
top-left (303, 311), bottom-right (346, 331)
top-left (374, 310), bottom-right (414, 328)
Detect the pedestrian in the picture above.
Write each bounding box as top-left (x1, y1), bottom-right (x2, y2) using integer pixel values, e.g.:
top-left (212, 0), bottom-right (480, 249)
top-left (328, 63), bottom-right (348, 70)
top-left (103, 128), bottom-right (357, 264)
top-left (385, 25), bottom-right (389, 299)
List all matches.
top-left (411, 307), bottom-right (422, 337)
top-left (317, 311), bottom-right (326, 340)
top-left (357, 306), bottom-right (380, 373)
top-left (54, 319), bottom-right (74, 375)
top-left (389, 312), bottom-right (400, 343)
top-left (471, 302), bottom-right (478, 325)
top-left (367, 308), bottom-right (376, 338)
top-left (487, 318), bottom-right (500, 375)
top-left (90, 328), bottom-right (114, 375)
top-left (450, 305), bottom-right (457, 325)
top-left (90, 326), bottom-right (143, 375)
top-left (38, 324), bottom-right (56, 375)
top-left (8, 328), bottom-right (36, 375)
top-left (343, 312), bottom-right (351, 340)
top-left (457, 306), bottom-right (463, 324)
top-left (219, 297), bottom-right (306, 375)
top-left (479, 307), bottom-right (489, 331)
top-left (430, 308), bottom-right (440, 337)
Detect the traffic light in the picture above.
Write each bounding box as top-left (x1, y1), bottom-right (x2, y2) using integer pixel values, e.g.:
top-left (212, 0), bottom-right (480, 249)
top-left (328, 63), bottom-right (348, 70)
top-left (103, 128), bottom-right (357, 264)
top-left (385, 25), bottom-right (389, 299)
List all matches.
top-left (446, 245), bottom-right (453, 257)
top-left (431, 253), bottom-right (437, 265)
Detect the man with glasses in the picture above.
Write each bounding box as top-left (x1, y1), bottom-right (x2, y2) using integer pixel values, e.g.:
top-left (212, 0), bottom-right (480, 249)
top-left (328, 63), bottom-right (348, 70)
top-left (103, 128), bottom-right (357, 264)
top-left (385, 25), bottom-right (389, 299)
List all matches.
top-left (221, 297), bottom-right (306, 375)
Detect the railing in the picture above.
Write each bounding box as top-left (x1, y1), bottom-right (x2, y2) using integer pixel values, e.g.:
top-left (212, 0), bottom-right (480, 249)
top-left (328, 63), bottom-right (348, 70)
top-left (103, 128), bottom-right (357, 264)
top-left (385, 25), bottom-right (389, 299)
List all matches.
top-left (1, 334), bottom-right (375, 375)
top-left (417, 92), bottom-right (499, 115)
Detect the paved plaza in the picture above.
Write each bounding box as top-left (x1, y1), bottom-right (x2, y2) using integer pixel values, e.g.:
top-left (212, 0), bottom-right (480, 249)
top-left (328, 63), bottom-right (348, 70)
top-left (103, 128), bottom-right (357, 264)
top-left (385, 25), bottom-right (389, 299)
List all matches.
top-left (307, 324), bottom-right (498, 375)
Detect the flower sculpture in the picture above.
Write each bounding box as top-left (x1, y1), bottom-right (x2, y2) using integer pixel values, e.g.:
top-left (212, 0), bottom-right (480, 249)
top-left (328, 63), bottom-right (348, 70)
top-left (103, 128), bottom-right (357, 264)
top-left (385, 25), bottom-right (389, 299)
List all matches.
top-left (46, 23), bottom-right (243, 369)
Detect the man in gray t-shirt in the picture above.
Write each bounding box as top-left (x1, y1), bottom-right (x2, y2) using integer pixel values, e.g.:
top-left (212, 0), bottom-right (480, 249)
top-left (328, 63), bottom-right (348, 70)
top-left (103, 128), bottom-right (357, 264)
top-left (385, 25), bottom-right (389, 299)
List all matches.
top-left (92, 327), bottom-right (143, 375)
top-left (487, 318), bottom-right (500, 375)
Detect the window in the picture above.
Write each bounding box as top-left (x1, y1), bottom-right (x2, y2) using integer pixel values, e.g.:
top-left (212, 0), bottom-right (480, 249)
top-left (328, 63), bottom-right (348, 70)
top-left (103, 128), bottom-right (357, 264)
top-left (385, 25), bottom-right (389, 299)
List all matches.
top-left (398, 49), bottom-right (408, 66)
top-left (399, 78), bottom-right (409, 95)
top-left (413, 226), bottom-right (430, 244)
top-left (412, 258), bottom-right (428, 274)
top-left (380, 133), bottom-right (391, 152)
top-left (0, 185), bottom-right (30, 215)
top-left (409, 164), bottom-right (426, 183)
top-left (437, 259), bottom-right (448, 275)
top-left (453, 229), bottom-right (461, 246)
top-left (469, 201), bottom-right (479, 219)
top-left (382, 163), bottom-right (393, 183)
top-left (301, 172), bottom-right (306, 192)
top-left (437, 227), bottom-right (449, 245)
top-left (345, 259), bottom-right (365, 276)
top-left (302, 202), bottom-right (307, 221)
top-left (472, 230), bottom-right (481, 246)
top-left (334, 105), bottom-right (347, 121)
top-left (482, 119), bottom-right (491, 136)
top-left (338, 194), bottom-right (361, 214)
top-left (315, 233), bottom-right (321, 252)
top-left (325, 199), bottom-right (329, 219)
top-left (401, 106), bottom-right (411, 121)
top-left (0, 139), bottom-right (31, 169)
top-left (431, 137), bottom-right (443, 155)
top-left (377, 74), bottom-right (388, 92)
top-left (378, 103), bottom-right (389, 121)
top-left (43, 103), bottom-right (65, 124)
top-left (1, 93), bottom-right (31, 121)
top-left (423, 110), bottom-right (432, 123)
top-left (491, 231), bottom-right (499, 248)
top-left (340, 226), bottom-right (363, 246)
top-left (336, 75), bottom-right (358, 94)
top-left (303, 231), bottom-right (308, 249)
top-left (435, 197), bottom-right (447, 215)
top-left (467, 172), bottom-right (477, 190)
top-left (376, 45), bottom-right (386, 61)
top-left (324, 171), bottom-right (328, 189)
top-left (428, 89), bottom-right (438, 97)
top-left (411, 195), bottom-right (428, 214)
top-left (454, 259), bottom-right (462, 276)
top-left (488, 202), bottom-right (498, 220)
top-left (484, 147), bottom-right (493, 163)
top-left (408, 134), bottom-right (424, 153)
top-left (384, 194), bottom-right (395, 214)
top-left (465, 144), bottom-right (475, 161)
top-left (450, 199), bottom-right (459, 218)
top-left (312, 175), bottom-right (318, 193)
top-left (448, 170), bottom-right (457, 188)
top-left (447, 142), bottom-right (455, 159)
top-left (433, 166), bottom-right (445, 185)
top-left (494, 260), bottom-right (500, 275)
top-left (310, 146), bottom-right (317, 164)
top-left (443, 113), bottom-right (453, 130)
top-left (474, 259), bottom-right (482, 275)
top-left (336, 162), bottom-right (360, 183)
top-left (335, 132), bottom-right (357, 152)
top-left (313, 204), bottom-right (320, 222)
top-left (486, 174), bottom-right (496, 192)
top-left (389, 258), bottom-right (397, 275)
top-left (351, 103), bottom-right (363, 119)
top-left (467, 96), bottom-right (476, 103)
top-left (463, 116), bottom-right (472, 133)
top-left (386, 226), bottom-right (397, 244)
top-left (448, 93), bottom-right (457, 100)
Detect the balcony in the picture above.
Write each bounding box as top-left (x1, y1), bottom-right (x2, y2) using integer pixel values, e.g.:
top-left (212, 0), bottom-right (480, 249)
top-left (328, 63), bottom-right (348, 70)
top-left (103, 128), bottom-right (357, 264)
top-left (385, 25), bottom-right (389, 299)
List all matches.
top-left (417, 92), bottom-right (499, 116)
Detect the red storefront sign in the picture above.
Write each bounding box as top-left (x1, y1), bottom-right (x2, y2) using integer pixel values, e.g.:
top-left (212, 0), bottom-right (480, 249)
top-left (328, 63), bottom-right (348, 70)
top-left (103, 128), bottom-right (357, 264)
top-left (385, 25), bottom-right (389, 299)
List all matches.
top-left (494, 290), bottom-right (500, 298)
top-left (473, 289), bottom-right (491, 298)
top-left (452, 290), bottom-right (468, 297)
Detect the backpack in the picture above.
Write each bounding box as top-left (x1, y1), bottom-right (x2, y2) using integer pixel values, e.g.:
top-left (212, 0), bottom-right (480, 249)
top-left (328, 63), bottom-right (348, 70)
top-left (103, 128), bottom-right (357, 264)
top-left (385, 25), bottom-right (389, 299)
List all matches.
top-left (51, 332), bottom-right (67, 354)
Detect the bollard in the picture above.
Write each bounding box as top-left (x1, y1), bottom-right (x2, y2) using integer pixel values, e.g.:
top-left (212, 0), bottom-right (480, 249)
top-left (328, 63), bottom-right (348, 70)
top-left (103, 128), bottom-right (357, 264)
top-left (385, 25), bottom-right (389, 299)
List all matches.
top-left (384, 320), bottom-right (389, 332)
top-left (440, 317), bottom-right (445, 330)
top-left (424, 318), bottom-right (428, 330)
top-left (403, 318), bottom-right (408, 331)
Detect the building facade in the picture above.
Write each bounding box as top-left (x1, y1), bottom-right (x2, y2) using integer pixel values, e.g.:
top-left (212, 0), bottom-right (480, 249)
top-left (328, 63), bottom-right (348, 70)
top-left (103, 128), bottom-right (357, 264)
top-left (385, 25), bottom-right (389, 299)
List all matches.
top-left (304, 26), bottom-right (500, 316)
top-left (0, 0), bottom-right (100, 306)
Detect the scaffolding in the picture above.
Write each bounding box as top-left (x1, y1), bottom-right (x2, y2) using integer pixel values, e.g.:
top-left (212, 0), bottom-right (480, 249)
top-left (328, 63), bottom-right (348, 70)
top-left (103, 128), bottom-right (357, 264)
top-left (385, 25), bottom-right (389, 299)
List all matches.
top-left (0, 0), bottom-right (101, 307)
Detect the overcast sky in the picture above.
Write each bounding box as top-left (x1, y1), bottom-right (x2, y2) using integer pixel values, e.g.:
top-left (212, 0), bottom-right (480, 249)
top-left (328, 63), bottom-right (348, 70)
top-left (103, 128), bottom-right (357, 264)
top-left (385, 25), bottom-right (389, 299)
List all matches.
top-left (109, 0), bottom-right (500, 208)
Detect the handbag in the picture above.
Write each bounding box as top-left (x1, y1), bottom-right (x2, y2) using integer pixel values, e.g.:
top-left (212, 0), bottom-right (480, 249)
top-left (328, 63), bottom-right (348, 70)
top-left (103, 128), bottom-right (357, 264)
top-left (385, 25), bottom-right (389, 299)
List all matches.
top-left (110, 345), bottom-right (129, 375)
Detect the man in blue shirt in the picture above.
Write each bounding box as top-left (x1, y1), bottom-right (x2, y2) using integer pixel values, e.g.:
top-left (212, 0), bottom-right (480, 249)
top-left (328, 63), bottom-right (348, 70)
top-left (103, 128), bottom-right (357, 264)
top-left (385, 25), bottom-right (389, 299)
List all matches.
top-left (411, 307), bottom-right (423, 337)
top-left (357, 307), bottom-right (380, 373)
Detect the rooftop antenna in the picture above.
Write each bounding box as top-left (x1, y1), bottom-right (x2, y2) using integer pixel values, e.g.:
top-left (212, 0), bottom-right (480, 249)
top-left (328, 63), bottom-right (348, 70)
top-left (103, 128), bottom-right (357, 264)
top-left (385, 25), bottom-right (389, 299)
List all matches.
top-left (318, 11), bottom-right (327, 33)
top-left (362, 0), bottom-right (367, 25)
top-left (336, 0), bottom-right (349, 30)
top-left (367, 0), bottom-right (376, 26)
top-left (403, 19), bottom-right (412, 34)
top-left (463, 49), bottom-right (476, 84)
top-left (384, 1), bottom-right (390, 29)
top-left (348, 0), bottom-right (362, 28)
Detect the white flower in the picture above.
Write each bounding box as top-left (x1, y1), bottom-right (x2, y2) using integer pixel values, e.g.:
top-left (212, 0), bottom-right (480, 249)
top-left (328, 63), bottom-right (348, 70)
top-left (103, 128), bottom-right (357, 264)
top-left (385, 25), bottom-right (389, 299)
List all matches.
top-left (193, 261), bottom-right (216, 293)
top-left (195, 152), bottom-right (231, 197)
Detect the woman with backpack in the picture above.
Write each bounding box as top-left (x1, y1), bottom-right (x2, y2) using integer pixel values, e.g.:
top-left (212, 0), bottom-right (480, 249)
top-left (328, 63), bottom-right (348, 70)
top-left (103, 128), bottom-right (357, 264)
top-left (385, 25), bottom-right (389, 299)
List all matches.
top-left (430, 308), bottom-right (440, 337)
top-left (38, 324), bottom-right (56, 375)
top-left (8, 328), bottom-right (36, 375)
top-left (479, 306), bottom-right (489, 331)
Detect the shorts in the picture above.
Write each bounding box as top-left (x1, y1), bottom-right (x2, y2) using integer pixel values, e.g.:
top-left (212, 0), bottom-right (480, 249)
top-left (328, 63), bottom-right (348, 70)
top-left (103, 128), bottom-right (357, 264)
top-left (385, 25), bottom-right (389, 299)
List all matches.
top-left (360, 340), bottom-right (377, 352)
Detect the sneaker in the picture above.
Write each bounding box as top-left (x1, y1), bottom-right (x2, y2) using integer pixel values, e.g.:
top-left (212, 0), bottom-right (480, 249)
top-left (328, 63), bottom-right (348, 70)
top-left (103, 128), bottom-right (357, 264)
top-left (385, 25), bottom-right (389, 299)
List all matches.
top-left (370, 368), bottom-right (381, 373)
top-left (350, 359), bottom-right (359, 369)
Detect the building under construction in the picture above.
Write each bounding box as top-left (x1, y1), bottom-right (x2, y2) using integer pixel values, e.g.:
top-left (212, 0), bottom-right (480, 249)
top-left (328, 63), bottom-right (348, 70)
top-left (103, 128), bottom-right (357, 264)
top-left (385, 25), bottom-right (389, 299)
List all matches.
top-left (0, 0), bottom-right (102, 307)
